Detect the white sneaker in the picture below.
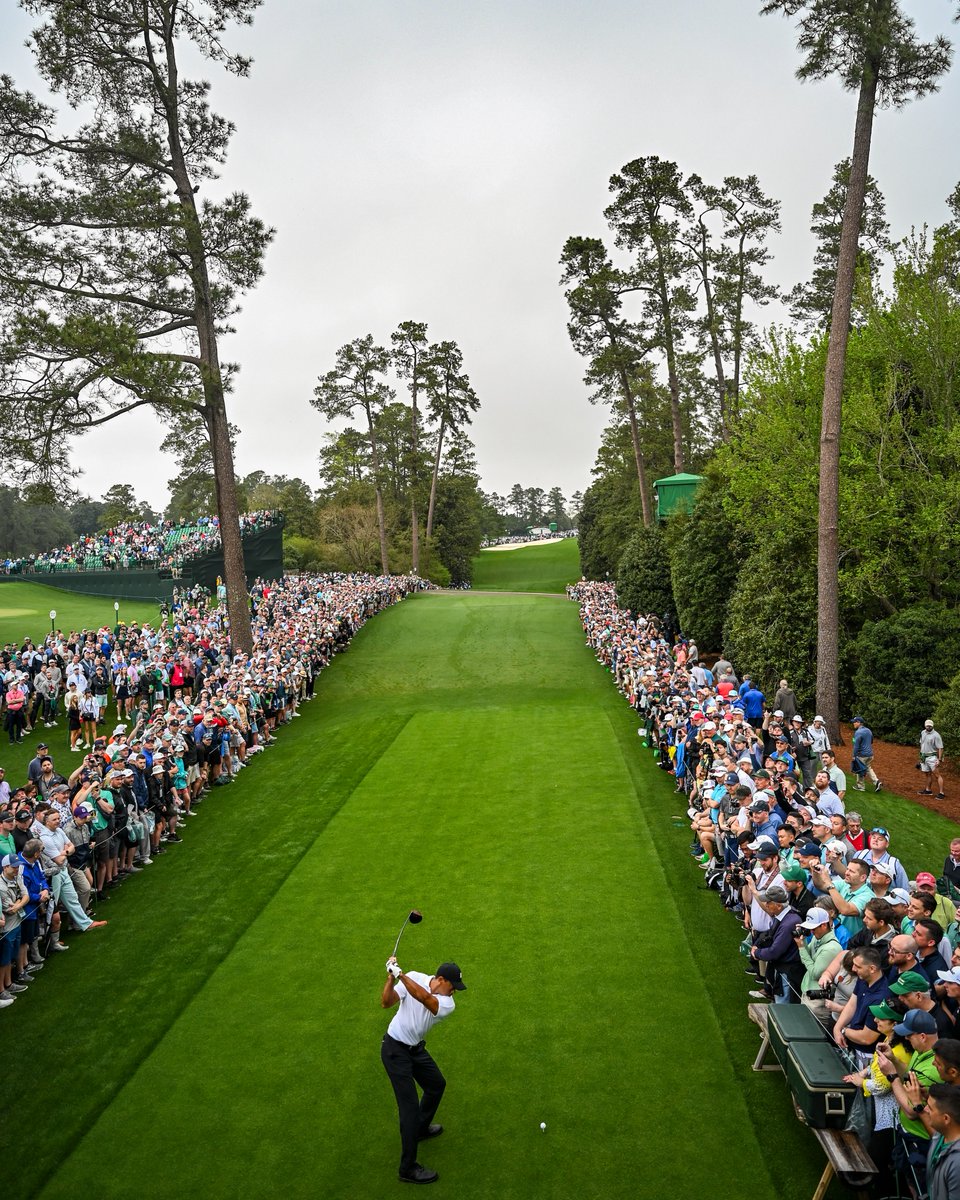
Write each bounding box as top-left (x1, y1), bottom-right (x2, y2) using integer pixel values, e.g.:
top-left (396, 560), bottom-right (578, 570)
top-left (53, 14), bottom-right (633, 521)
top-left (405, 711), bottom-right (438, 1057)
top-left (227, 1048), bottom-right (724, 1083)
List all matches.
top-left (0, 993), bottom-right (15, 1007)
top-left (140, 858), bottom-right (153, 865)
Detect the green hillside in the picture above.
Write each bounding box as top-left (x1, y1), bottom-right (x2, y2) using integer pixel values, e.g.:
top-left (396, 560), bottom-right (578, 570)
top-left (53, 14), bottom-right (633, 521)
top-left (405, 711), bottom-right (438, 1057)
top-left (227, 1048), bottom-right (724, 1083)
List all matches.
top-left (471, 538), bottom-right (580, 593)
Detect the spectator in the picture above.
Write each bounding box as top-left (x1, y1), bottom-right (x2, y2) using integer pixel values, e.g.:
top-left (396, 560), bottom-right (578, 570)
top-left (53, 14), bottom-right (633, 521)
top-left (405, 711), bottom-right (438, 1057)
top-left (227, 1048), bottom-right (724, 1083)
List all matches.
top-left (834, 946), bottom-right (892, 1052)
top-left (0, 852), bottom-right (30, 1004)
top-left (809, 858), bottom-right (873, 937)
top-left (888, 935), bottom-right (922, 984)
top-left (943, 839), bottom-right (960, 892)
top-left (876, 1010), bottom-right (943, 1195)
top-left (856, 828), bottom-right (910, 892)
top-left (919, 719), bottom-right (946, 801)
top-left (851, 715), bottom-right (882, 793)
top-left (819, 749), bottom-right (847, 802)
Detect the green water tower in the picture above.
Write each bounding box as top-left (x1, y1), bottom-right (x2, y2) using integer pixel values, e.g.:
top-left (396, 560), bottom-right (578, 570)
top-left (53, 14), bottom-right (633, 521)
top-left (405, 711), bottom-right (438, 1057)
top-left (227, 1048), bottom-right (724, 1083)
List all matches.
top-left (653, 472), bottom-right (703, 522)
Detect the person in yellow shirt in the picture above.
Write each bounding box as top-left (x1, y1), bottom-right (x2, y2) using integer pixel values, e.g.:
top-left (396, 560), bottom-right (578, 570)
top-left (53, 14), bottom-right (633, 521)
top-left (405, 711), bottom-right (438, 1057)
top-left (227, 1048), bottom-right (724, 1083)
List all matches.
top-left (844, 1001), bottom-right (912, 1172)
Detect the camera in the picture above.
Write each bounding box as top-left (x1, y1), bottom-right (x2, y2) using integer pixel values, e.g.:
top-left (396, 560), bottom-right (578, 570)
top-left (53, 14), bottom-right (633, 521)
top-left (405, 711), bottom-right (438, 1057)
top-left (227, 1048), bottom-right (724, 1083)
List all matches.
top-left (726, 867), bottom-right (747, 888)
top-left (805, 982), bottom-right (836, 1001)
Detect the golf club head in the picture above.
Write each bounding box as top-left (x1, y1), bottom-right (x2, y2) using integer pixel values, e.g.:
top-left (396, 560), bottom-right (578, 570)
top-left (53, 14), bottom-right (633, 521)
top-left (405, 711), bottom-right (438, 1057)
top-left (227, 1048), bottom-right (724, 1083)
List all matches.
top-left (392, 909), bottom-right (424, 958)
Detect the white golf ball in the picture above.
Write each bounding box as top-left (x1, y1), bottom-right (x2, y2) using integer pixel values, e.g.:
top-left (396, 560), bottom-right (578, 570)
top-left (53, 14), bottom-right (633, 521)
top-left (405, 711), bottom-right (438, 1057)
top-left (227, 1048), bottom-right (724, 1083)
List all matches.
top-left (540, 1122), bottom-right (546, 1132)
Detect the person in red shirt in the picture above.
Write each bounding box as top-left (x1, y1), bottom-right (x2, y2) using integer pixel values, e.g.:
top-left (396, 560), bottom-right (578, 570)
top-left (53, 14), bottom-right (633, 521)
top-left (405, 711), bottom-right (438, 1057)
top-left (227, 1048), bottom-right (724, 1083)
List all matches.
top-left (845, 811), bottom-right (867, 854)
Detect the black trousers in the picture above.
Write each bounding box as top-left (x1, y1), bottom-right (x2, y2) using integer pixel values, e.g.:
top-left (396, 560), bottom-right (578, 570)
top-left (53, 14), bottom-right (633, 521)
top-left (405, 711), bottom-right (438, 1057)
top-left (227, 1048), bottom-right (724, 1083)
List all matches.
top-left (381, 1034), bottom-right (446, 1172)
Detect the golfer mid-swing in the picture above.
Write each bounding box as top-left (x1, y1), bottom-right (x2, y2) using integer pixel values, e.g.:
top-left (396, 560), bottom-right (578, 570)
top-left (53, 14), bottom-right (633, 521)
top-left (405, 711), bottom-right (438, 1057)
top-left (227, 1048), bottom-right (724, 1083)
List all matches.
top-left (381, 956), bottom-right (466, 1185)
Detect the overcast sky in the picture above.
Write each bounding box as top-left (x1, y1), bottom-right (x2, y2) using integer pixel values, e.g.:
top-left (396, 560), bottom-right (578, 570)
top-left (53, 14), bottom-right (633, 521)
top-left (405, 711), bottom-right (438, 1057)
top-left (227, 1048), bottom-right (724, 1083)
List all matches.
top-left (2, 0), bottom-right (958, 513)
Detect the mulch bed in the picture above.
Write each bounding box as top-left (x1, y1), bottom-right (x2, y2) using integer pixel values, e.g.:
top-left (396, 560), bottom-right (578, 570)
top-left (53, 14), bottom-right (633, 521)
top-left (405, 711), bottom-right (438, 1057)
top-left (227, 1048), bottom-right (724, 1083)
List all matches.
top-left (836, 723), bottom-right (960, 824)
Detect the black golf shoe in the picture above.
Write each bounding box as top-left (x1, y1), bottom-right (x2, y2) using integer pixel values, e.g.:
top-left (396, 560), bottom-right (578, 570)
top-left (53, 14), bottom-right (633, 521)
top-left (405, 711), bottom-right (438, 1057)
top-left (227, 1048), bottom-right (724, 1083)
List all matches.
top-left (399, 1164), bottom-right (438, 1184)
top-left (417, 1125), bottom-right (443, 1141)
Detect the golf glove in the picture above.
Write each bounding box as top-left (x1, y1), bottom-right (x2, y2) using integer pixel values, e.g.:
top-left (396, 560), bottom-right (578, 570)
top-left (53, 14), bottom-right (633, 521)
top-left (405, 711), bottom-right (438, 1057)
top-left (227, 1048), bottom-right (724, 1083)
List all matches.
top-left (387, 960), bottom-right (402, 979)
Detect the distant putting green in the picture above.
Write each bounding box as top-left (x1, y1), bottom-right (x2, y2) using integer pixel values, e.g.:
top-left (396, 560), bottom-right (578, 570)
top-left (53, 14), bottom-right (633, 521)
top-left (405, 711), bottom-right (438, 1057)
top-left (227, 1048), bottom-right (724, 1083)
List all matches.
top-left (472, 538), bottom-right (580, 593)
top-left (0, 580), bottom-right (159, 647)
top-left (8, 589), bottom-right (952, 1199)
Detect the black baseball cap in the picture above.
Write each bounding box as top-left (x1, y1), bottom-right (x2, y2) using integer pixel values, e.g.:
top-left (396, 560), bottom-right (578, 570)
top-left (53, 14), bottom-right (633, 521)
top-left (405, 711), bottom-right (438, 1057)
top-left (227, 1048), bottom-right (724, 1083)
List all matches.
top-left (435, 962), bottom-right (466, 991)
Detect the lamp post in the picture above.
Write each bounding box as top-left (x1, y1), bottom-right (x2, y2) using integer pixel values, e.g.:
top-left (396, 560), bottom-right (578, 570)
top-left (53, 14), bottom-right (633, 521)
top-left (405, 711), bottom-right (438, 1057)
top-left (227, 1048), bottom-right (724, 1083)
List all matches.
top-left (49, 609), bottom-right (56, 635)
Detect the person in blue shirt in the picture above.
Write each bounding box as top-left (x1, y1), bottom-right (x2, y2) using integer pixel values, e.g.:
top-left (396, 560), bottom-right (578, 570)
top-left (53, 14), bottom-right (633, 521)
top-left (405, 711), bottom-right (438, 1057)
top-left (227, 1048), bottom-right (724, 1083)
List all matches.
top-left (851, 715), bottom-right (882, 793)
top-left (742, 683), bottom-right (766, 728)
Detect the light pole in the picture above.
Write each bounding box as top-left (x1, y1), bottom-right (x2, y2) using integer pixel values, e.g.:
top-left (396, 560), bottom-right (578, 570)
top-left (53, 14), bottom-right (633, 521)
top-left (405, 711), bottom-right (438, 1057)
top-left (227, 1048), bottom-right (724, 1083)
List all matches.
top-left (49, 609), bottom-right (56, 635)
top-left (114, 600), bottom-right (120, 625)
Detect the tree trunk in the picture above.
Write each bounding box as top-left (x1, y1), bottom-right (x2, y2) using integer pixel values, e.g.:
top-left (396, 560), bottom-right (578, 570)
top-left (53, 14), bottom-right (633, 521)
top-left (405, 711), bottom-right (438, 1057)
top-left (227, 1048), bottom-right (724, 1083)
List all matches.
top-left (160, 21), bottom-right (252, 652)
top-left (816, 70), bottom-right (878, 741)
top-left (654, 255), bottom-right (686, 472)
top-left (698, 223), bottom-right (729, 440)
top-left (618, 368), bottom-right (652, 526)
top-left (206, 399), bottom-right (252, 653)
top-left (410, 378), bottom-right (420, 573)
top-left (365, 403), bottom-right (390, 574)
top-left (425, 415), bottom-right (446, 545)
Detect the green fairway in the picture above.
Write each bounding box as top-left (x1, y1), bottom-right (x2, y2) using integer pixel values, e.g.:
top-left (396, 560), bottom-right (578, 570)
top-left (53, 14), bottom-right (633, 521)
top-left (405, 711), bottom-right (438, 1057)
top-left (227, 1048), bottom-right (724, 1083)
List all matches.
top-left (471, 538), bottom-right (580, 593)
top-left (0, 580), bottom-right (159, 647)
top-left (6, 589), bottom-right (957, 1199)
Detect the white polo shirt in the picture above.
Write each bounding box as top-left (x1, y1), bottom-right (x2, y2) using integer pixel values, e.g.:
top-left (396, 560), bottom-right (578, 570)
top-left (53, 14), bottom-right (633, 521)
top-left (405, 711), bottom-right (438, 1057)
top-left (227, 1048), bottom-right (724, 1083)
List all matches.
top-left (387, 972), bottom-right (455, 1046)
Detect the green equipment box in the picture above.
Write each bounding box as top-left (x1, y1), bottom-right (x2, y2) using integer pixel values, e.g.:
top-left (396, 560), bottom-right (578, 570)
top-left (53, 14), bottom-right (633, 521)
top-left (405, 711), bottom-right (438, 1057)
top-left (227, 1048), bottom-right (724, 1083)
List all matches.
top-left (767, 1004), bottom-right (827, 1072)
top-left (785, 1040), bottom-right (858, 1129)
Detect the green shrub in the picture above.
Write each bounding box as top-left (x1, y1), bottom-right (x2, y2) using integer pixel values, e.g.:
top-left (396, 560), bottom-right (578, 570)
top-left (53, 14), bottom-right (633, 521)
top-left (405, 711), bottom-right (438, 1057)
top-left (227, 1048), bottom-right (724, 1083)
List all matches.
top-left (723, 535), bottom-right (817, 711)
top-left (933, 671), bottom-right (960, 762)
top-left (666, 481), bottom-right (742, 652)
top-left (616, 526), bottom-right (674, 618)
top-left (853, 603), bottom-right (960, 744)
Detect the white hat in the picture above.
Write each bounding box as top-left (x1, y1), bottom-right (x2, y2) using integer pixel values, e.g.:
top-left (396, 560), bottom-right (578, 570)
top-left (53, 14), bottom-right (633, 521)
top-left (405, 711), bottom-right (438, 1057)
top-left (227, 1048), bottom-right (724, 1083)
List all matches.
top-left (773, 709), bottom-right (784, 718)
top-left (799, 907), bottom-right (831, 930)
top-left (937, 967), bottom-right (960, 986)
top-left (814, 715), bottom-right (825, 723)
top-left (889, 888), bottom-right (912, 905)
top-left (925, 719), bottom-right (934, 728)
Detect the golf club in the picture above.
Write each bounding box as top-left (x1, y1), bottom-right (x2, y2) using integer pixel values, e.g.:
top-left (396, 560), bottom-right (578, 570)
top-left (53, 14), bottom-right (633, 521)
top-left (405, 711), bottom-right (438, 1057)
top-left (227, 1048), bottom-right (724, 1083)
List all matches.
top-left (392, 909), bottom-right (423, 958)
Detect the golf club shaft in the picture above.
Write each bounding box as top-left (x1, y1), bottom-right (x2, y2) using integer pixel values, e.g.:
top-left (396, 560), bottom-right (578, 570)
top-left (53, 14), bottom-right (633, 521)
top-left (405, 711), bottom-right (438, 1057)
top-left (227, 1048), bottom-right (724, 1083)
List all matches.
top-left (392, 916), bottom-right (411, 960)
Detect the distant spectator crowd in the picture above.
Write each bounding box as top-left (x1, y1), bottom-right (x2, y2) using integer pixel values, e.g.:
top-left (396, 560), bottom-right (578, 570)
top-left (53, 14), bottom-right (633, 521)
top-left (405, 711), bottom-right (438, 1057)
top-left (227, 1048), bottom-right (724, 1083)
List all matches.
top-left (480, 530), bottom-right (577, 547)
top-left (0, 571), bottom-right (433, 1016)
top-left (0, 510), bottom-right (281, 576)
top-left (570, 579), bottom-right (960, 1198)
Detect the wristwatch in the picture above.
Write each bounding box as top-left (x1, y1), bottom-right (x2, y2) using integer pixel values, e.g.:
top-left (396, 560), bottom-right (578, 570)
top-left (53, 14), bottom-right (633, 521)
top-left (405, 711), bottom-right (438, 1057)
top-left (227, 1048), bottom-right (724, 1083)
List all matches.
top-left (914, 1103), bottom-right (927, 1115)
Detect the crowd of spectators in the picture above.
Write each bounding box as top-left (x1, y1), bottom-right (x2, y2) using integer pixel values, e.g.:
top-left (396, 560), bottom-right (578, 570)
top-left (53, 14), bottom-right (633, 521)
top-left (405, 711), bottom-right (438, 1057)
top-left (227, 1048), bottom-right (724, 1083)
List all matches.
top-left (0, 510), bottom-right (280, 575)
top-left (0, 570), bottom-right (433, 1014)
top-left (479, 530), bottom-right (577, 547)
top-left (571, 578), bottom-right (960, 1198)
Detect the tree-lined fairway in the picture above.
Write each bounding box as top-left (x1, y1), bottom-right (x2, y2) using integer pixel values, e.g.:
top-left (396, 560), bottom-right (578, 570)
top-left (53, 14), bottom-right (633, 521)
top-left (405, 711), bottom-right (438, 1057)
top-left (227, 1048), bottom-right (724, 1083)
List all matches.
top-left (11, 587), bottom-right (921, 1199)
top-left (471, 538), bottom-right (580, 593)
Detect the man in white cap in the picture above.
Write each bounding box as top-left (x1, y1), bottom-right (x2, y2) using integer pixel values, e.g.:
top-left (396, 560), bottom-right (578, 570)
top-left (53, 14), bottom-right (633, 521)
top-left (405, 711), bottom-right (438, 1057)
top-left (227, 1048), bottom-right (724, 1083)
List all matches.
top-left (919, 719), bottom-right (945, 800)
top-left (797, 906), bottom-right (842, 1015)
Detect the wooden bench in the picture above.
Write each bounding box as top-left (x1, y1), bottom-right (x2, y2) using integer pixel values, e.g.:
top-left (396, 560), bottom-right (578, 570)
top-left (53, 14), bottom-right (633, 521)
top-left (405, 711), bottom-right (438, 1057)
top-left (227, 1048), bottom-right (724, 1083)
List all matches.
top-left (747, 1004), bottom-right (878, 1198)
top-left (747, 1001), bottom-right (781, 1071)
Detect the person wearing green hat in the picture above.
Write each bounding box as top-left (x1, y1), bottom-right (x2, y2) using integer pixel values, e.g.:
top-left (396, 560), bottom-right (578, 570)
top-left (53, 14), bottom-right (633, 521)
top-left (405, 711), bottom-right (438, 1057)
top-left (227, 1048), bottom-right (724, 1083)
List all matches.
top-left (842, 999), bottom-right (911, 1174)
top-left (876, 1008), bottom-right (943, 1194)
top-left (780, 862), bottom-right (817, 920)
top-left (890, 971), bottom-right (956, 1041)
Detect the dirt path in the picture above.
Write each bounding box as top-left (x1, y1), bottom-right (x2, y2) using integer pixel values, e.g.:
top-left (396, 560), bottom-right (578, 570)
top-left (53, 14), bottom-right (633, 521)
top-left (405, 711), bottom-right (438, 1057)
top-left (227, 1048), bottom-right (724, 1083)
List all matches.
top-left (836, 723), bottom-right (960, 822)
